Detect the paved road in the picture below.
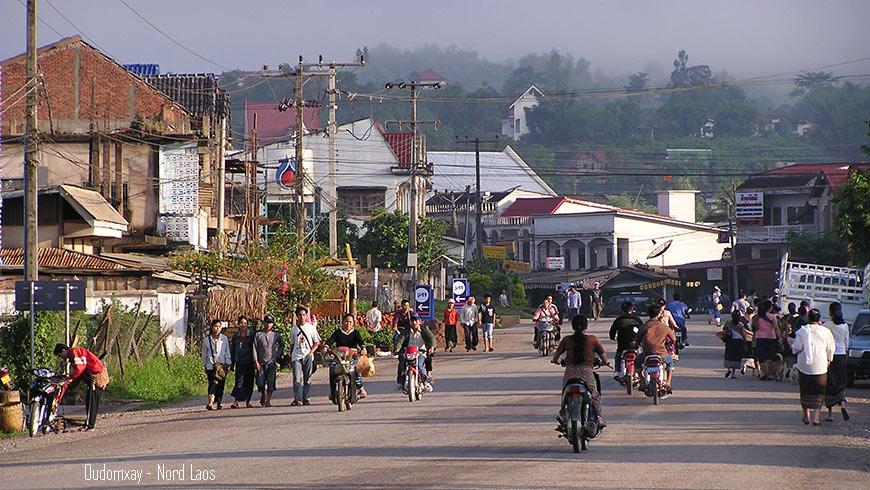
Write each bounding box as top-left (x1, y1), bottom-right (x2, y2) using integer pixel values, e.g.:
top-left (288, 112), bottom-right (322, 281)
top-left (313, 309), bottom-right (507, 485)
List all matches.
top-left (2, 319), bottom-right (868, 489)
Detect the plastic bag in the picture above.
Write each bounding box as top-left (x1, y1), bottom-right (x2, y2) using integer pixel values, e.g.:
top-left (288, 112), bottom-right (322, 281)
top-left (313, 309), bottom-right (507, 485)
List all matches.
top-left (358, 354), bottom-right (375, 377)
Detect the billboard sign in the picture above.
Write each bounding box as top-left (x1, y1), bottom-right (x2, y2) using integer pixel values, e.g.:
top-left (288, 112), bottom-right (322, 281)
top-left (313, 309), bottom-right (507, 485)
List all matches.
top-left (414, 284), bottom-right (434, 321)
top-left (735, 191), bottom-right (764, 226)
top-left (265, 149), bottom-right (314, 203)
top-left (452, 278), bottom-right (469, 307)
top-left (546, 256), bottom-right (565, 270)
top-left (483, 246), bottom-right (506, 259)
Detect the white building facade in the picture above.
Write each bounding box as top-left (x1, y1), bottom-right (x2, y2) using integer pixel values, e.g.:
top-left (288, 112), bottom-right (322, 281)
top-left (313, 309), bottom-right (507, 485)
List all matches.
top-left (501, 86), bottom-right (543, 140)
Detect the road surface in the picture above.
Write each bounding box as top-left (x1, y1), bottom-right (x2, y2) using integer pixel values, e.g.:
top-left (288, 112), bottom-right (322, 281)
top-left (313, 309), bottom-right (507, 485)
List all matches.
top-left (1, 319), bottom-right (868, 489)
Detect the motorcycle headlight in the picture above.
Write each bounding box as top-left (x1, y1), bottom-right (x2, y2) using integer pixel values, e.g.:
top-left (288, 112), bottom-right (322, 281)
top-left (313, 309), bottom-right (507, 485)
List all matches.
top-left (405, 354), bottom-right (416, 360)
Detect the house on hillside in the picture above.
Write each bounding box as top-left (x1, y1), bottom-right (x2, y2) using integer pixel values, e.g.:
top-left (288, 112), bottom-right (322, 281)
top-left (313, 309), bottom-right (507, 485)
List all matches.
top-left (568, 150), bottom-right (607, 172)
top-left (501, 85), bottom-right (543, 140)
top-left (411, 69), bottom-right (449, 85)
top-left (0, 36), bottom-right (226, 251)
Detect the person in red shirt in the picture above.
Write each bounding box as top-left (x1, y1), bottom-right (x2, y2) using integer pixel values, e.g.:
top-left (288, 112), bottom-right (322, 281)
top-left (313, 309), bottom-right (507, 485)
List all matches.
top-left (443, 299), bottom-right (459, 352)
top-left (54, 344), bottom-right (109, 430)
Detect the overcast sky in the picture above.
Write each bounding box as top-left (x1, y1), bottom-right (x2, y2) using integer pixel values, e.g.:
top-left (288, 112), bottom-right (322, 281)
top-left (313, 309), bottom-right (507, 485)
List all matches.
top-left (1, 0), bottom-right (869, 80)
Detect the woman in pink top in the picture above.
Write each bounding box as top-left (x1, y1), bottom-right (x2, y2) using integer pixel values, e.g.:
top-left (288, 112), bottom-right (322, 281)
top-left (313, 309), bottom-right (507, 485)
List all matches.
top-left (751, 300), bottom-right (781, 367)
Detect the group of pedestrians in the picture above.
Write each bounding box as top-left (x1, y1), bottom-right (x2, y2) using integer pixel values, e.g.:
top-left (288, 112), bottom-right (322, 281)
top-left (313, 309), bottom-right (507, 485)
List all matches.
top-left (717, 289), bottom-right (850, 426)
top-left (200, 307), bottom-right (322, 410)
top-left (442, 294), bottom-right (498, 353)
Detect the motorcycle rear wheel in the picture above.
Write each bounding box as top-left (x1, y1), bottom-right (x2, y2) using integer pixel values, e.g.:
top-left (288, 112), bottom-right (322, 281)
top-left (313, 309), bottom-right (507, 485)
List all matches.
top-left (625, 372), bottom-right (633, 395)
top-left (28, 399), bottom-right (42, 438)
top-left (653, 383), bottom-right (660, 405)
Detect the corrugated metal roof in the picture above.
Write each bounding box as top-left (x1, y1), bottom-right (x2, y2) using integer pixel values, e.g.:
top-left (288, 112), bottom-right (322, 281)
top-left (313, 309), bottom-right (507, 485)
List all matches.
top-left (0, 248), bottom-right (125, 270)
top-left (429, 146), bottom-right (555, 196)
top-left (142, 73), bottom-right (230, 125)
top-left (124, 64), bottom-right (160, 76)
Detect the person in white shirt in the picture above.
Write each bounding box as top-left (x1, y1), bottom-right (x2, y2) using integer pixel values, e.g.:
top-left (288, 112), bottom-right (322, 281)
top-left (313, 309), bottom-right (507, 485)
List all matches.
top-left (366, 304), bottom-right (383, 332)
top-left (459, 296), bottom-right (480, 352)
top-left (791, 308), bottom-right (835, 425)
top-left (824, 302), bottom-right (850, 422)
top-left (289, 306), bottom-right (321, 406)
top-left (566, 285), bottom-right (582, 321)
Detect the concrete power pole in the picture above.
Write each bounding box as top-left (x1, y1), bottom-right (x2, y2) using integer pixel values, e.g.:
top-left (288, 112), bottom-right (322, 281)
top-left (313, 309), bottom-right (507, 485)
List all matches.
top-left (327, 63), bottom-right (338, 257)
top-left (384, 81), bottom-right (442, 281)
top-left (294, 57), bottom-right (305, 240)
top-left (24, 0), bottom-right (39, 281)
top-left (457, 136), bottom-right (499, 261)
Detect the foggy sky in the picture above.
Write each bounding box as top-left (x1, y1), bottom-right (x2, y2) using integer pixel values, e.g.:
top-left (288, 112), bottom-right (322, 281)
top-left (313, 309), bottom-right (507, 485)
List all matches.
top-left (1, 0), bottom-right (869, 81)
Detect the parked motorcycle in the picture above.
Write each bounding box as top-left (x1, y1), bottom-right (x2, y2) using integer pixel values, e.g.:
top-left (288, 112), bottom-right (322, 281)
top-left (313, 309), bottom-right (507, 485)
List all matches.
top-left (638, 355), bottom-right (670, 405)
top-left (26, 368), bottom-right (68, 437)
top-left (616, 349), bottom-right (639, 395)
top-left (403, 346), bottom-right (427, 402)
top-left (537, 320), bottom-right (557, 357)
top-left (0, 366), bottom-right (13, 390)
top-left (329, 347), bottom-right (359, 412)
top-left (554, 358), bottom-right (607, 453)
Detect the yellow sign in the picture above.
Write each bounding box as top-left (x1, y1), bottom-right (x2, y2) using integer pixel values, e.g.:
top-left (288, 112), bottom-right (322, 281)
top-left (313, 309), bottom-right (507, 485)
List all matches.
top-left (638, 279), bottom-right (700, 290)
top-left (504, 259), bottom-right (531, 273)
top-left (496, 241), bottom-right (516, 253)
top-left (483, 246), bottom-right (506, 259)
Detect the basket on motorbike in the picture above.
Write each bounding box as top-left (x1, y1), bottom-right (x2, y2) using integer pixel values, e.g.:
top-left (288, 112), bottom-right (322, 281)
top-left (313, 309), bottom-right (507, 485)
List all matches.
top-left (330, 347), bottom-right (356, 376)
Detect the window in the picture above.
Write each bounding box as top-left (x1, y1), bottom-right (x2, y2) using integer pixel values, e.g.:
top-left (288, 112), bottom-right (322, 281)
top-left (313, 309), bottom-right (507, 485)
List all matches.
top-left (515, 118), bottom-right (521, 134)
top-left (337, 187), bottom-right (386, 217)
top-left (771, 207), bottom-right (782, 226)
top-left (760, 248), bottom-right (780, 259)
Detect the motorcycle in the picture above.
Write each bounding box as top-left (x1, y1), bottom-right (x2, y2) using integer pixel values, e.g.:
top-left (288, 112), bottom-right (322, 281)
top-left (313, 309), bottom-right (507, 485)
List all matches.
top-left (0, 366), bottom-right (13, 390)
top-left (616, 349), bottom-right (639, 395)
top-left (537, 320), bottom-right (557, 357)
top-left (638, 355), bottom-right (670, 405)
top-left (26, 368), bottom-right (68, 437)
top-left (329, 347), bottom-right (359, 412)
top-left (403, 346), bottom-right (427, 402)
top-left (554, 357), bottom-right (607, 453)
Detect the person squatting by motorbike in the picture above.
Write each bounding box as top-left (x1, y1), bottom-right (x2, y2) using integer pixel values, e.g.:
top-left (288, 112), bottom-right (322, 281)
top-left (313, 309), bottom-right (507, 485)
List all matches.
top-left (394, 313), bottom-right (437, 393)
top-left (54, 344), bottom-right (109, 431)
top-left (552, 314), bottom-right (608, 429)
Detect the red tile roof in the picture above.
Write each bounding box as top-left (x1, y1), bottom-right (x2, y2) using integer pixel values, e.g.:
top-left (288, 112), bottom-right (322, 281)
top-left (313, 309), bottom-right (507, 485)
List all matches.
top-left (500, 197), bottom-right (567, 217)
top-left (376, 122), bottom-right (413, 168)
top-left (765, 162), bottom-right (870, 193)
top-left (0, 248), bottom-right (124, 270)
top-left (411, 69), bottom-right (448, 82)
top-left (245, 102), bottom-right (321, 147)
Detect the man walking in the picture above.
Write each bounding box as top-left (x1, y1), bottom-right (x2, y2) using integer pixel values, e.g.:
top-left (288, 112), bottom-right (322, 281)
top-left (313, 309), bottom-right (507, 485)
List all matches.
top-left (254, 315), bottom-right (284, 407)
top-left (54, 344), bottom-right (108, 431)
top-left (460, 295), bottom-right (480, 352)
top-left (567, 284), bottom-right (582, 321)
top-left (366, 302), bottom-right (383, 331)
top-left (480, 294), bottom-right (496, 352)
top-left (591, 282), bottom-right (603, 321)
top-left (290, 306), bottom-right (321, 406)
top-left (443, 299), bottom-right (459, 352)
top-left (230, 315), bottom-right (256, 408)
top-left (555, 285), bottom-right (569, 325)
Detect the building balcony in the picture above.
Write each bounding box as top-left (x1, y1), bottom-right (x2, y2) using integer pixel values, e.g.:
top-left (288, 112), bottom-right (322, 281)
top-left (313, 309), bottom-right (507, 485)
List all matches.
top-left (483, 216), bottom-right (530, 227)
top-left (737, 224), bottom-right (817, 244)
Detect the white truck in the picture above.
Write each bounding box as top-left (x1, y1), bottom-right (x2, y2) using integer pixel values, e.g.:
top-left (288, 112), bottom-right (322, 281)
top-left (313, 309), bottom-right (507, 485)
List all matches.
top-left (778, 253), bottom-right (869, 324)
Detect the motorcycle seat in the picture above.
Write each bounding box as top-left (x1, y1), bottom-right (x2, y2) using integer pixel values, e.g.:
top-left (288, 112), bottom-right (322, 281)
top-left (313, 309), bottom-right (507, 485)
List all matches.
top-left (563, 378), bottom-right (590, 390)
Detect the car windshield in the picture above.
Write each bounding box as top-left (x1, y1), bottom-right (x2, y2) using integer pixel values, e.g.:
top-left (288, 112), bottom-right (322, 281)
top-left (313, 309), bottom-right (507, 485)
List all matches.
top-left (852, 314), bottom-right (870, 336)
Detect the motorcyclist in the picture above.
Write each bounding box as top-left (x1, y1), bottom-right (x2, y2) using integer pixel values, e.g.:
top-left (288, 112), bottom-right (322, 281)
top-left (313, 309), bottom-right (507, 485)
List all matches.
top-left (532, 295), bottom-right (560, 348)
top-left (323, 313), bottom-right (367, 401)
top-left (665, 293), bottom-right (691, 347)
top-left (635, 304), bottom-right (676, 391)
top-left (394, 314), bottom-right (437, 393)
top-left (552, 314), bottom-right (608, 429)
top-left (608, 301), bottom-right (643, 379)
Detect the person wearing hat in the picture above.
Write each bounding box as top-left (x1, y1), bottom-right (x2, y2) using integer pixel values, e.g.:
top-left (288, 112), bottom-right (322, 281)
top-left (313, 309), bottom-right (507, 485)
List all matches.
top-left (443, 299), bottom-right (459, 352)
top-left (394, 313), bottom-right (437, 392)
top-left (591, 282), bottom-right (603, 321)
top-left (254, 314), bottom-right (285, 407)
top-left (711, 286), bottom-right (723, 327)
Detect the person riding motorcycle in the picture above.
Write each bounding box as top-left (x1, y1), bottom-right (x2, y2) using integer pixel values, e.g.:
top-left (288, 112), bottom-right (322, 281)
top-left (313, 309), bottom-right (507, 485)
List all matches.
top-left (394, 314), bottom-right (437, 392)
top-left (552, 314), bottom-right (608, 428)
top-left (608, 301), bottom-right (643, 379)
top-left (533, 295), bottom-right (560, 348)
top-left (323, 313), bottom-right (367, 400)
top-left (635, 304), bottom-right (676, 390)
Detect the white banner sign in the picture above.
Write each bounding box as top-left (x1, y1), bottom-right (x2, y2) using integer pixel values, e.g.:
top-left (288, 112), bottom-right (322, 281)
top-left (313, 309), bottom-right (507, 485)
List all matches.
top-left (546, 256), bottom-right (565, 270)
top-left (735, 191), bottom-right (764, 225)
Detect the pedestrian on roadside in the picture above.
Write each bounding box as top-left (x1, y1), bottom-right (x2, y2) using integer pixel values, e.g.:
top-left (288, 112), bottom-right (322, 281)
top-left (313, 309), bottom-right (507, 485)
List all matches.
top-left (723, 311), bottom-right (749, 378)
top-left (366, 303), bottom-right (383, 332)
top-left (748, 290), bottom-right (758, 308)
top-left (824, 302), bottom-right (850, 422)
top-left (555, 285), bottom-right (569, 325)
top-left (711, 286), bottom-right (723, 326)
top-left (54, 343), bottom-right (109, 430)
top-left (567, 284), bottom-right (582, 321)
top-left (741, 306), bottom-right (758, 376)
top-left (443, 299), bottom-right (458, 352)
top-left (499, 289), bottom-right (510, 308)
top-left (290, 306), bottom-right (321, 406)
top-left (591, 282), bottom-right (603, 321)
top-left (751, 301), bottom-right (782, 376)
top-left (480, 294), bottom-right (496, 352)
top-left (230, 315), bottom-right (256, 409)
top-left (731, 291), bottom-right (750, 316)
top-left (202, 319), bottom-right (231, 411)
top-left (254, 315), bottom-right (285, 407)
top-left (792, 308), bottom-right (835, 425)
top-left (460, 295), bottom-right (480, 352)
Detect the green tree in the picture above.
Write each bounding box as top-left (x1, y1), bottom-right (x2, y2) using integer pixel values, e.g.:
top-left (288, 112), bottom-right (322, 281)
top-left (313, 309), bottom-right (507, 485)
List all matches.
top-left (786, 232), bottom-right (851, 266)
top-left (789, 71), bottom-right (842, 98)
top-left (357, 210), bottom-right (449, 271)
top-left (314, 213), bottom-right (359, 256)
top-left (626, 72), bottom-right (649, 92)
top-left (832, 166), bottom-right (870, 265)
top-left (670, 50), bottom-right (712, 88)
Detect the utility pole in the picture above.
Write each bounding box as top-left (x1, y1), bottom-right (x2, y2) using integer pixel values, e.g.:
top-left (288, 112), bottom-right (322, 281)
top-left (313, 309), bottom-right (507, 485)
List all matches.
top-left (264, 55), bottom-right (363, 252)
top-left (728, 181), bottom-right (740, 302)
top-left (384, 81), bottom-right (442, 281)
top-left (216, 117), bottom-right (226, 252)
top-left (463, 185), bottom-right (471, 264)
top-left (456, 136), bottom-right (500, 261)
top-left (24, 0), bottom-right (39, 281)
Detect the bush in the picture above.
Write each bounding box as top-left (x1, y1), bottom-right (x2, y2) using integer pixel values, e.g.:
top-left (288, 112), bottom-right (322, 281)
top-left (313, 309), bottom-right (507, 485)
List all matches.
top-left (0, 312), bottom-right (67, 391)
top-left (105, 354), bottom-right (212, 402)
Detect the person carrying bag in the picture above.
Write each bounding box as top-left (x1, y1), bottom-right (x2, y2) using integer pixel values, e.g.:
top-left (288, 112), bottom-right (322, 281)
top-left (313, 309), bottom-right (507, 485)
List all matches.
top-left (202, 319), bottom-right (231, 410)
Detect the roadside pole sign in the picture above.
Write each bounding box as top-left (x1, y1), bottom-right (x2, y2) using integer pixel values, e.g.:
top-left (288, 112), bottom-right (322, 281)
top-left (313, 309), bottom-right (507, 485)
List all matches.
top-left (15, 280), bottom-right (87, 370)
top-left (546, 256), bottom-right (565, 270)
top-left (452, 278), bottom-right (469, 308)
top-left (483, 245), bottom-right (506, 259)
top-left (414, 284), bottom-right (434, 321)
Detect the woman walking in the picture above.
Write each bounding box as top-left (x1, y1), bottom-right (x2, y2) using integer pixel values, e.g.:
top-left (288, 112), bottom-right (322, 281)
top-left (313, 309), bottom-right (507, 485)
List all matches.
top-left (792, 309), bottom-right (835, 425)
top-left (824, 302), bottom-right (850, 421)
top-left (202, 319), bottom-right (231, 411)
top-left (723, 311), bottom-right (748, 378)
top-left (751, 301), bottom-right (782, 378)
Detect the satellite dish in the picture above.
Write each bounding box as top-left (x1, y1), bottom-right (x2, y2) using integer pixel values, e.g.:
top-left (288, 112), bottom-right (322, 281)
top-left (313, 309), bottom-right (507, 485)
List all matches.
top-left (647, 239), bottom-right (673, 260)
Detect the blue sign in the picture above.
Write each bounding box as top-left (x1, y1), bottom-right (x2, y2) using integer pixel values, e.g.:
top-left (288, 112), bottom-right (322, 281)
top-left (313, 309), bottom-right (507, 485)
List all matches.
top-left (452, 278), bottom-right (469, 308)
top-left (414, 285), bottom-right (434, 321)
top-left (276, 157), bottom-right (297, 190)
